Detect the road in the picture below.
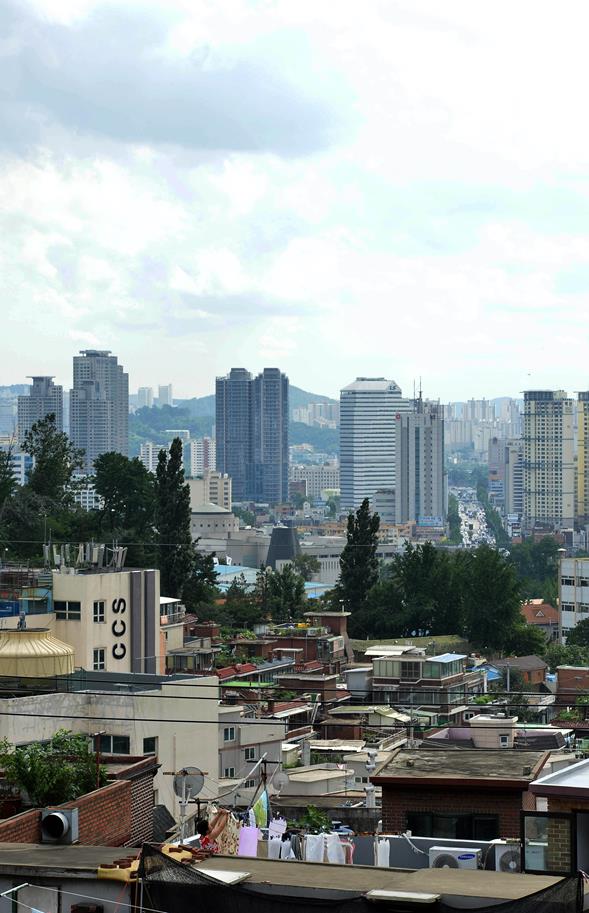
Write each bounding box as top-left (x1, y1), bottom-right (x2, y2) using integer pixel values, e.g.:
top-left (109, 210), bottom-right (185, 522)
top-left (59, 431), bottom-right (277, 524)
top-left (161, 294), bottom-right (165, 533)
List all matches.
top-left (450, 486), bottom-right (496, 548)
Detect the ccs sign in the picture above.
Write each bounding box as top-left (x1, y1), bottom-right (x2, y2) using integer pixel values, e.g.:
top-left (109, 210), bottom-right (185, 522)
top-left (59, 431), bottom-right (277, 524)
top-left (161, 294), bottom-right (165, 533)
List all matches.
top-left (111, 598), bottom-right (127, 660)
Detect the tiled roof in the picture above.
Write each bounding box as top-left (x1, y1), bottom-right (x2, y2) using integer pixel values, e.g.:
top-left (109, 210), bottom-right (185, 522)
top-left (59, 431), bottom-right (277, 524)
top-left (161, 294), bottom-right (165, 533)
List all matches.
top-left (521, 602), bottom-right (559, 625)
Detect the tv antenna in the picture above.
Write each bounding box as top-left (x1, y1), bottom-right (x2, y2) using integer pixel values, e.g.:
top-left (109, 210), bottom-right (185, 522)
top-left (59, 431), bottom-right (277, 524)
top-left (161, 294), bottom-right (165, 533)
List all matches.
top-left (169, 766), bottom-right (205, 842)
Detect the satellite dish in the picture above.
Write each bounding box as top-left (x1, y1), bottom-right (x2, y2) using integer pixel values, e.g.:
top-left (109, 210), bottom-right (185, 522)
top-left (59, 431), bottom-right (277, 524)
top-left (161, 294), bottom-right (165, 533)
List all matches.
top-left (173, 767), bottom-right (205, 800)
top-left (273, 772), bottom-right (289, 793)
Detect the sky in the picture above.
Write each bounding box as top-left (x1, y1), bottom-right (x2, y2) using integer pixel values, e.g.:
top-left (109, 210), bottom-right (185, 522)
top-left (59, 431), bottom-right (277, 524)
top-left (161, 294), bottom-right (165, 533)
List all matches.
top-left (3, 0), bottom-right (589, 401)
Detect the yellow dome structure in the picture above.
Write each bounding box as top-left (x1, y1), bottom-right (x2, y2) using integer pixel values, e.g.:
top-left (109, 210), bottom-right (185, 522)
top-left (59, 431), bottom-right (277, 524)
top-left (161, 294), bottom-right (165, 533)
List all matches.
top-left (0, 628), bottom-right (75, 677)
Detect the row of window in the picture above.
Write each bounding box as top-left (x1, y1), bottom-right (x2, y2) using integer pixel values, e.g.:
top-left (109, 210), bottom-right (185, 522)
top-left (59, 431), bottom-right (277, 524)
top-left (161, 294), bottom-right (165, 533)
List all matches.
top-left (93, 734), bottom-right (158, 755)
top-left (561, 577), bottom-right (589, 587)
top-left (55, 600), bottom-right (106, 622)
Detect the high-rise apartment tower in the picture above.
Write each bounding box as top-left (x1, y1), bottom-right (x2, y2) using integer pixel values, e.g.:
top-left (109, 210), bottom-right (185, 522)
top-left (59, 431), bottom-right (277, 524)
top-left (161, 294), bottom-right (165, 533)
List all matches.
top-left (70, 350), bottom-right (129, 471)
top-left (17, 376), bottom-right (63, 444)
top-left (216, 367), bottom-right (289, 503)
top-left (522, 390), bottom-right (574, 530)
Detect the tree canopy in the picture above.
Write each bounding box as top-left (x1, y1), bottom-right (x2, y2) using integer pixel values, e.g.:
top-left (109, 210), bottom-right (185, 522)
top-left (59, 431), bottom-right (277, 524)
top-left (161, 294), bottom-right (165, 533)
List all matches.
top-left (333, 499), bottom-right (380, 613)
top-left (23, 414), bottom-right (84, 504)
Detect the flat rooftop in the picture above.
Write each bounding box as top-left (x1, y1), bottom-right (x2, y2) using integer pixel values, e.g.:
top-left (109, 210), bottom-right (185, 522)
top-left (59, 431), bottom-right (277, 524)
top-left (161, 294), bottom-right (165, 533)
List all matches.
top-left (372, 748), bottom-right (548, 783)
top-left (0, 843), bottom-right (140, 875)
top-left (194, 855), bottom-right (562, 901)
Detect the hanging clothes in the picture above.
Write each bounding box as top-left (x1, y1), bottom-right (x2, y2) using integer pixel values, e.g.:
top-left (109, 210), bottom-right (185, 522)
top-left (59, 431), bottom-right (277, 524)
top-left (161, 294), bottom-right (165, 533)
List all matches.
top-left (325, 833), bottom-right (345, 865)
top-left (252, 790), bottom-right (269, 828)
top-left (216, 813), bottom-right (241, 856)
top-left (268, 835), bottom-right (282, 860)
top-left (305, 833), bottom-right (325, 863)
top-left (376, 838), bottom-right (390, 868)
top-left (238, 826), bottom-right (259, 857)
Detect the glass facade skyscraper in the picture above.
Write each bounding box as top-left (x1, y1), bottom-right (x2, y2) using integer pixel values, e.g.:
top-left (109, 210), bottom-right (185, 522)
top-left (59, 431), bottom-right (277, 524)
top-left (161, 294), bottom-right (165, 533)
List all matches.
top-left (216, 367), bottom-right (289, 504)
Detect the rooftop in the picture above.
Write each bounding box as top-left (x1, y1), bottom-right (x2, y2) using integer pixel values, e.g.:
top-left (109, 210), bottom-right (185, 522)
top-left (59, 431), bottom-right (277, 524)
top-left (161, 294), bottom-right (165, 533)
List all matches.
top-left (286, 765), bottom-right (352, 783)
top-left (428, 652), bottom-right (467, 663)
top-left (191, 855), bottom-right (562, 902)
top-left (372, 748), bottom-right (548, 784)
top-left (531, 757), bottom-right (589, 797)
top-left (493, 655), bottom-right (548, 672)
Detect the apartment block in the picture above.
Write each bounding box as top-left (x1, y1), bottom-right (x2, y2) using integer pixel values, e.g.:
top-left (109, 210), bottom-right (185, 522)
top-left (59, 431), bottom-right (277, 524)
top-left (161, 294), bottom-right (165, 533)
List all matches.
top-left (17, 376), bottom-right (63, 444)
top-left (523, 390), bottom-right (574, 531)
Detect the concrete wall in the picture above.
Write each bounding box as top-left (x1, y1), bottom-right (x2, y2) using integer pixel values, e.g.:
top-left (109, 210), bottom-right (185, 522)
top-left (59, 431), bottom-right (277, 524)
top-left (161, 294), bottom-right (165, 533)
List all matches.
top-left (0, 877), bottom-right (133, 913)
top-left (0, 676), bottom-right (219, 818)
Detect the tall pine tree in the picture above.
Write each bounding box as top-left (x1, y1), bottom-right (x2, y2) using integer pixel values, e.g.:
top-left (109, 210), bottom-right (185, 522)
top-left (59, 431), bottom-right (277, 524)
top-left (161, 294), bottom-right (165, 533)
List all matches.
top-left (334, 498), bottom-right (380, 612)
top-left (154, 438), bottom-right (195, 597)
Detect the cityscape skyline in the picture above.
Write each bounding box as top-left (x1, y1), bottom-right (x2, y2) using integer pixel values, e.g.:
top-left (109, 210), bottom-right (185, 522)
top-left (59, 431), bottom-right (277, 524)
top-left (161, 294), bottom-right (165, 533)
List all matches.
top-left (4, 3), bottom-right (589, 402)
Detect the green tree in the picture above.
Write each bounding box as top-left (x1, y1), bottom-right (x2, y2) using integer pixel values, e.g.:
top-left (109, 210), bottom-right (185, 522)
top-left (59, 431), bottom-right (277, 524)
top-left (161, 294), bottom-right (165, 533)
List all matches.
top-left (0, 729), bottom-right (106, 807)
top-left (566, 618), bottom-right (589, 647)
top-left (463, 545), bottom-right (522, 653)
top-left (334, 499), bottom-right (380, 612)
top-left (543, 641), bottom-right (589, 673)
top-left (154, 438), bottom-right (195, 597)
top-left (233, 506), bottom-right (256, 527)
top-left (447, 494), bottom-right (462, 545)
top-left (325, 496), bottom-right (340, 519)
top-left (220, 573), bottom-right (262, 627)
top-left (503, 622), bottom-right (547, 656)
top-left (347, 575), bottom-right (406, 638)
top-left (266, 564), bottom-right (307, 623)
top-left (94, 452), bottom-right (155, 535)
top-left (293, 553), bottom-right (321, 581)
top-left (0, 445), bottom-right (16, 511)
top-left (23, 414), bottom-right (84, 504)
top-left (182, 547), bottom-right (219, 613)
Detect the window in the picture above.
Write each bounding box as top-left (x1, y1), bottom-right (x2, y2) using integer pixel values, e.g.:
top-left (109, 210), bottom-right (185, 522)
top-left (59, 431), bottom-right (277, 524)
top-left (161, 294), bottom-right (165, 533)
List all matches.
top-left (94, 734), bottom-right (130, 754)
top-left (93, 648), bottom-right (105, 671)
top-left (244, 747), bottom-right (256, 762)
top-left (143, 737), bottom-right (158, 755)
top-left (244, 778), bottom-right (256, 789)
top-left (561, 577), bottom-right (575, 586)
top-left (400, 661), bottom-right (421, 680)
top-left (406, 812), bottom-right (499, 840)
top-left (223, 767), bottom-right (235, 778)
top-left (54, 600), bottom-right (81, 620)
top-left (499, 734), bottom-right (510, 748)
top-left (93, 600), bottom-right (105, 623)
top-left (223, 726), bottom-right (235, 742)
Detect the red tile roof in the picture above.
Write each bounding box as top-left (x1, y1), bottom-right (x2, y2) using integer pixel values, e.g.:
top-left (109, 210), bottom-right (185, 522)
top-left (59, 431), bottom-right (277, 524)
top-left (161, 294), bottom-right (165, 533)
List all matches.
top-left (521, 600), bottom-right (559, 625)
top-left (216, 663), bottom-right (258, 680)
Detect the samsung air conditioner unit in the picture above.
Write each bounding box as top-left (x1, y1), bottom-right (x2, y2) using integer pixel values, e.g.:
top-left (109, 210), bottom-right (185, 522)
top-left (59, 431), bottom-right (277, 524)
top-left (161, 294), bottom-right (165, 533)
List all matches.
top-left (494, 842), bottom-right (521, 873)
top-left (41, 807), bottom-right (79, 844)
top-left (429, 847), bottom-right (481, 870)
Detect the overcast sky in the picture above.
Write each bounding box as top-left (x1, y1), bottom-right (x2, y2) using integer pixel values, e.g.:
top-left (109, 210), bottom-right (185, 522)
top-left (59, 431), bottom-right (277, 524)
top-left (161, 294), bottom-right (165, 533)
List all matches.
top-left (3, 0), bottom-right (589, 401)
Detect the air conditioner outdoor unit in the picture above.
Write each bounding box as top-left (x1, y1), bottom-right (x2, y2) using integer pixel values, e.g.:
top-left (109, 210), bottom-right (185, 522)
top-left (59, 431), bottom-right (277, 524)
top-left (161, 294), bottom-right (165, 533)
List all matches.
top-left (41, 807), bottom-right (79, 844)
top-left (494, 842), bottom-right (521, 873)
top-left (429, 847), bottom-right (481, 869)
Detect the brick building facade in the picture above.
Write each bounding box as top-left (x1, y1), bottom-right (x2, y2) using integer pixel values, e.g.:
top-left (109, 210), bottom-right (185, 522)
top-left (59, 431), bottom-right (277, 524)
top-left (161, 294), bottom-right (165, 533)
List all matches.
top-left (372, 748), bottom-right (548, 841)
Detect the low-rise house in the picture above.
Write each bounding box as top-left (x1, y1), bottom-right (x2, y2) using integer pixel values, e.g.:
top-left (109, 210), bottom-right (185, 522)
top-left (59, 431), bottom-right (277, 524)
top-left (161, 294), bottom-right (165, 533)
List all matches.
top-left (521, 599), bottom-right (559, 641)
top-left (279, 763), bottom-right (354, 797)
top-left (492, 655), bottom-right (548, 690)
top-left (372, 747), bottom-right (549, 840)
top-left (218, 705), bottom-right (286, 781)
top-left (371, 649), bottom-right (485, 724)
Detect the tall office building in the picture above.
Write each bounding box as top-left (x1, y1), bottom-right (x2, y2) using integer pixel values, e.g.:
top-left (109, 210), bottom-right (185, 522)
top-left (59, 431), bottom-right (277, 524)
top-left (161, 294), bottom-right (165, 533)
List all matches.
top-left (17, 376), bottom-right (63, 444)
top-left (339, 377), bottom-right (408, 512)
top-left (251, 368), bottom-right (289, 503)
top-left (577, 393), bottom-right (589, 526)
top-left (216, 367), bottom-right (289, 503)
top-left (488, 436), bottom-right (506, 509)
top-left (394, 398), bottom-right (445, 524)
top-left (522, 390), bottom-right (575, 530)
top-left (70, 350), bottom-right (129, 471)
top-left (216, 368), bottom-right (252, 501)
top-left (504, 438), bottom-right (524, 518)
top-left (157, 384), bottom-right (173, 407)
top-left (137, 387), bottom-right (154, 409)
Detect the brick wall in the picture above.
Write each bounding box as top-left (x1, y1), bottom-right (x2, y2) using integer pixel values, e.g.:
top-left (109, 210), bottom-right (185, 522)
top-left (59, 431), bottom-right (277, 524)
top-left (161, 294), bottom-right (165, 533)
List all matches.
top-left (0, 808), bottom-right (41, 843)
top-left (557, 666), bottom-right (589, 700)
top-left (381, 785), bottom-right (531, 838)
top-left (59, 780), bottom-right (132, 846)
top-left (0, 757), bottom-right (156, 847)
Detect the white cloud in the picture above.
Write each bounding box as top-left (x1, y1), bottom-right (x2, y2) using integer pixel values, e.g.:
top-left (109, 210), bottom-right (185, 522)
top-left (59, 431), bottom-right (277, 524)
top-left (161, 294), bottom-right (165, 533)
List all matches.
top-left (2, 0), bottom-right (589, 399)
